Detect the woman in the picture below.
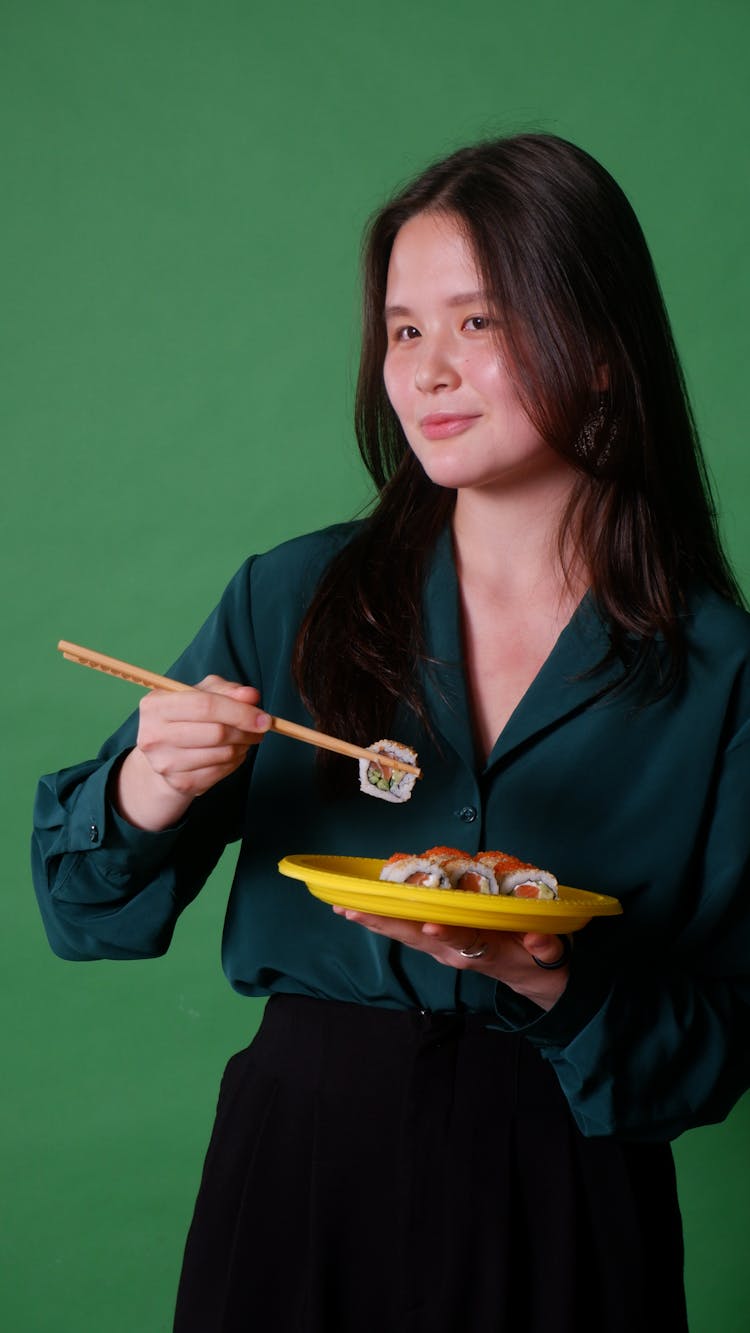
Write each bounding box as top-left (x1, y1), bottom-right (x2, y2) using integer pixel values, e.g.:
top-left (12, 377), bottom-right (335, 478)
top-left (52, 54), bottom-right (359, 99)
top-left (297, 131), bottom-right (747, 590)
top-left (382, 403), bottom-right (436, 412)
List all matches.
top-left (32, 135), bottom-right (750, 1332)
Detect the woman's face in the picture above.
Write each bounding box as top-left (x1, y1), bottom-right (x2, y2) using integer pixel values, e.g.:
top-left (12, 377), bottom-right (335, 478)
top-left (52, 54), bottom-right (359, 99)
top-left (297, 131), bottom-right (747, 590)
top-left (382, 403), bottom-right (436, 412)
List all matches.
top-left (383, 211), bottom-right (564, 495)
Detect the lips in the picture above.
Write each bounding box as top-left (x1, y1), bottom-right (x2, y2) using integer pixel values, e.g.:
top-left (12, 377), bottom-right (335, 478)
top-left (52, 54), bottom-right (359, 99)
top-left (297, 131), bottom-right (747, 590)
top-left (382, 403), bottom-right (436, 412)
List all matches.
top-left (419, 413), bottom-right (481, 440)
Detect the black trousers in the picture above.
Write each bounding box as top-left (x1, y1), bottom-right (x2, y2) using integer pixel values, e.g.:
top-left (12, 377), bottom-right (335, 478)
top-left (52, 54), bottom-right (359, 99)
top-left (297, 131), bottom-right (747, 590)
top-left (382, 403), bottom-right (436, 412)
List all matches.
top-left (174, 994), bottom-right (688, 1333)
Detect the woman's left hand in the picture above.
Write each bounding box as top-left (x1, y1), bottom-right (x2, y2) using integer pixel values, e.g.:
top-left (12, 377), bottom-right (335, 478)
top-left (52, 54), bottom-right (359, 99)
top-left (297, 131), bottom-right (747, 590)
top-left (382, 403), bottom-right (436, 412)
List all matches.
top-left (332, 908), bottom-right (570, 1011)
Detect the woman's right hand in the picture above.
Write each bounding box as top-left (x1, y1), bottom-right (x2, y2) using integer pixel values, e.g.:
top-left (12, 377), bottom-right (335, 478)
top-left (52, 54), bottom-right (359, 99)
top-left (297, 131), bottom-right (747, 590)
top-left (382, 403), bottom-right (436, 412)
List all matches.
top-left (113, 677), bottom-right (270, 831)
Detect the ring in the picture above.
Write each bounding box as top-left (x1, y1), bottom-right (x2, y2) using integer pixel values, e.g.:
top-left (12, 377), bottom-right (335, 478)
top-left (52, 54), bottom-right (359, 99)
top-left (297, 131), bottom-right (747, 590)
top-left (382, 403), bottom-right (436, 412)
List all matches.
top-left (531, 935), bottom-right (572, 970)
top-left (459, 936), bottom-right (488, 960)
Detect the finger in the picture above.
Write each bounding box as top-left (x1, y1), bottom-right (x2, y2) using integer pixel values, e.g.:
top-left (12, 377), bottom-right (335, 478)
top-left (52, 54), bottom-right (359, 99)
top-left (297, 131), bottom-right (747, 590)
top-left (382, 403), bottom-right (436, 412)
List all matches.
top-left (419, 922), bottom-right (486, 952)
top-left (148, 744), bottom-right (255, 775)
top-left (333, 908), bottom-right (413, 935)
top-left (344, 914), bottom-right (474, 953)
top-left (333, 910), bottom-right (488, 963)
top-left (520, 932), bottom-right (568, 965)
top-left (154, 720), bottom-right (264, 750)
top-left (143, 687), bottom-right (270, 736)
top-left (194, 679), bottom-right (270, 732)
top-left (157, 761), bottom-right (248, 795)
top-left (332, 908), bottom-right (434, 949)
top-left (197, 677), bottom-right (262, 704)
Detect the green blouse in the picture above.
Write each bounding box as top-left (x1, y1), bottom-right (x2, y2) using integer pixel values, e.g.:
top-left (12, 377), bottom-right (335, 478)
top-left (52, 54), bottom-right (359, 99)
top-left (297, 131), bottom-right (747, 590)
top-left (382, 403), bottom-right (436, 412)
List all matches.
top-left (32, 523), bottom-right (750, 1141)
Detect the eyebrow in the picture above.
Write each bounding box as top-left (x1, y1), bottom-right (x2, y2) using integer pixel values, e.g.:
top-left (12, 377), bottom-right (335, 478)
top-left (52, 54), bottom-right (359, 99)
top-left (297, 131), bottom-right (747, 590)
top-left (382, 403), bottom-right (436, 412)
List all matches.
top-left (384, 290), bottom-right (487, 319)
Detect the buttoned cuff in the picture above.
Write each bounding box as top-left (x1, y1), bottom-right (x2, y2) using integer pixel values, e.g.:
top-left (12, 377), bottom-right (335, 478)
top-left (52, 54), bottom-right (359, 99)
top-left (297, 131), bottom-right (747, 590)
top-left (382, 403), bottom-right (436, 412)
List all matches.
top-left (51, 750), bottom-right (184, 901)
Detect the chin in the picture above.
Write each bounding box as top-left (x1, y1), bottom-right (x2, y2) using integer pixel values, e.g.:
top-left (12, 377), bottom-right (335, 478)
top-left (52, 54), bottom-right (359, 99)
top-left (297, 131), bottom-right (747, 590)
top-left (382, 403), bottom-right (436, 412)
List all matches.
top-left (417, 449), bottom-right (574, 495)
top-left (418, 464), bottom-right (478, 491)
top-left (417, 457), bottom-right (507, 491)
top-left (410, 449), bottom-right (483, 490)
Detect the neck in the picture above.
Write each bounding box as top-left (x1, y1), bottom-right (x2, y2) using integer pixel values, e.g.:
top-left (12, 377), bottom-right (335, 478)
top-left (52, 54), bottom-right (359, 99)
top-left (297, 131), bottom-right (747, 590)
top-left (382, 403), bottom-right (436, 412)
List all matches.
top-left (451, 468), bottom-right (586, 607)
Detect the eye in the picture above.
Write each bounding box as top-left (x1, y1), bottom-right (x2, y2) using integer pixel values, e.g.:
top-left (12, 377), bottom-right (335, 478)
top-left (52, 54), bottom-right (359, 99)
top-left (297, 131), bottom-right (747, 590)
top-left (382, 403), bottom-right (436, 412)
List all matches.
top-left (463, 315), bottom-right (493, 332)
top-left (393, 325), bottom-right (420, 342)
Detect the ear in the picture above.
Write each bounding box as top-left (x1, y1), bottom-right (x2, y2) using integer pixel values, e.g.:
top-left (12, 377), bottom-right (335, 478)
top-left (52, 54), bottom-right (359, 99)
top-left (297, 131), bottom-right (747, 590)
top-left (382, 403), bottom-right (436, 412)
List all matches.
top-left (595, 363), bottom-right (609, 392)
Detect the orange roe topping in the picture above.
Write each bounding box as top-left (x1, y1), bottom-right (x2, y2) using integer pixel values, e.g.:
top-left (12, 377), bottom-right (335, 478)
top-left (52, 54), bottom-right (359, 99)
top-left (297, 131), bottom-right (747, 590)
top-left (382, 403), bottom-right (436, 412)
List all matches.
top-left (478, 851), bottom-right (534, 873)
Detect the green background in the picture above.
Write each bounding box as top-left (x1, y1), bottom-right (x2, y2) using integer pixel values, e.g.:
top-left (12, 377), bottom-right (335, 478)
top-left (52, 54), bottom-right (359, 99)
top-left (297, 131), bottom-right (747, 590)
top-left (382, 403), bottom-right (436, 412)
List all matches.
top-left (2, 1), bottom-right (748, 1327)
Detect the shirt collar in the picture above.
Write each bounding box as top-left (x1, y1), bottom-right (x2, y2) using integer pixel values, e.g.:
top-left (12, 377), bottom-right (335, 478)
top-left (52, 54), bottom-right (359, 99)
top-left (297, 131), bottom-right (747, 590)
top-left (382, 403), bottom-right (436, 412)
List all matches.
top-left (421, 524), bottom-right (620, 774)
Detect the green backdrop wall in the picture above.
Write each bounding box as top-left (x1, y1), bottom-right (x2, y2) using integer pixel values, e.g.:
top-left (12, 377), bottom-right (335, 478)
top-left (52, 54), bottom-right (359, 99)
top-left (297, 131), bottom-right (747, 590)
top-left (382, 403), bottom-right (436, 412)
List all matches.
top-left (2, 1), bottom-right (748, 1328)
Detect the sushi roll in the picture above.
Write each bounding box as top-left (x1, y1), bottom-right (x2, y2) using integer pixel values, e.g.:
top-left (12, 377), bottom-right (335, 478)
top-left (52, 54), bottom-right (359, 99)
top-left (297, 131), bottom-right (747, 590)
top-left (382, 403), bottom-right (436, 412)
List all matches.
top-left (380, 847), bottom-right (498, 894)
top-left (379, 846), bottom-right (559, 899)
top-left (422, 847), bottom-right (499, 895)
top-left (477, 852), bottom-right (558, 899)
top-left (359, 739), bottom-right (419, 804)
top-left (444, 857), bottom-right (500, 895)
top-left (380, 853), bottom-right (452, 888)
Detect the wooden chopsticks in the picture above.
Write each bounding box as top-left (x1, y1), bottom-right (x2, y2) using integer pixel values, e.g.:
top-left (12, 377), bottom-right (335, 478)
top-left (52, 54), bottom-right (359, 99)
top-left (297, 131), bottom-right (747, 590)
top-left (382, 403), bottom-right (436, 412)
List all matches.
top-left (57, 640), bottom-right (422, 777)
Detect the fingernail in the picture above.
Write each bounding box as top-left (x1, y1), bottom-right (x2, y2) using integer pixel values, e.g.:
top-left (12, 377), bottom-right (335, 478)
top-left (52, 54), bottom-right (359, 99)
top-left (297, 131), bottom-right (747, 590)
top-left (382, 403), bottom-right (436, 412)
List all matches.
top-left (255, 713), bottom-right (270, 731)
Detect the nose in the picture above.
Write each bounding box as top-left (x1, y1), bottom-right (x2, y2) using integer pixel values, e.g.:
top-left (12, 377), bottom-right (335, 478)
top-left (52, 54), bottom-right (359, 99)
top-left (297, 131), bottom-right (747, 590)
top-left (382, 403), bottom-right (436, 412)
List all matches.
top-left (414, 337), bottom-right (461, 393)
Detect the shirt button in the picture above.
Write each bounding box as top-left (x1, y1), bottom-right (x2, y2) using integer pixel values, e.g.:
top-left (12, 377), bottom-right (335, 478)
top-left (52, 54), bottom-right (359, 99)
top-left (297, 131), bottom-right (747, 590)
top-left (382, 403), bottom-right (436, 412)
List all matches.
top-left (456, 806), bottom-right (477, 823)
top-left (89, 823), bottom-right (99, 843)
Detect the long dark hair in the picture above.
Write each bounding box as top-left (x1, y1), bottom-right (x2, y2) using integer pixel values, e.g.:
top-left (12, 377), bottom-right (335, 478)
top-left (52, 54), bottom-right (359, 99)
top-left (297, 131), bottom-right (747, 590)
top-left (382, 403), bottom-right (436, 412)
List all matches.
top-left (293, 133), bottom-right (741, 769)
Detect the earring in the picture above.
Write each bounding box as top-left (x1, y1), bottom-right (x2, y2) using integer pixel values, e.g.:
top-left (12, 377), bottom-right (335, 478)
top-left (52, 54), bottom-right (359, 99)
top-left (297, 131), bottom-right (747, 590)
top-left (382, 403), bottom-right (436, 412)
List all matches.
top-left (575, 398), bottom-right (617, 465)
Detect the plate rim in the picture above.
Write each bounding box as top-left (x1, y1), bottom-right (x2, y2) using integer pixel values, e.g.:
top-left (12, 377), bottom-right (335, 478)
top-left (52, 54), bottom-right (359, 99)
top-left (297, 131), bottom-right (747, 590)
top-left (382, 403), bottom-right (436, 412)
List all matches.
top-left (278, 852), bottom-right (623, 919)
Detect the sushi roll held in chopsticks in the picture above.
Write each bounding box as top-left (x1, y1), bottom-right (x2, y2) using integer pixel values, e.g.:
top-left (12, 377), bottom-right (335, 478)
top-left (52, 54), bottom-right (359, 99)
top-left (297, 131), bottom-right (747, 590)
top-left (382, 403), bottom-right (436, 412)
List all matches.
top-left (359, 739), bottom-right (419, 804)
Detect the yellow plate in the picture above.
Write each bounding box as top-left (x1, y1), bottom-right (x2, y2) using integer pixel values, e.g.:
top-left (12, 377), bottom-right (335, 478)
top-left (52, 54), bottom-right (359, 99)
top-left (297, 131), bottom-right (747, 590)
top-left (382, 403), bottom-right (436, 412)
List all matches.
top-left (278, 854), bottom-right (622, 934)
